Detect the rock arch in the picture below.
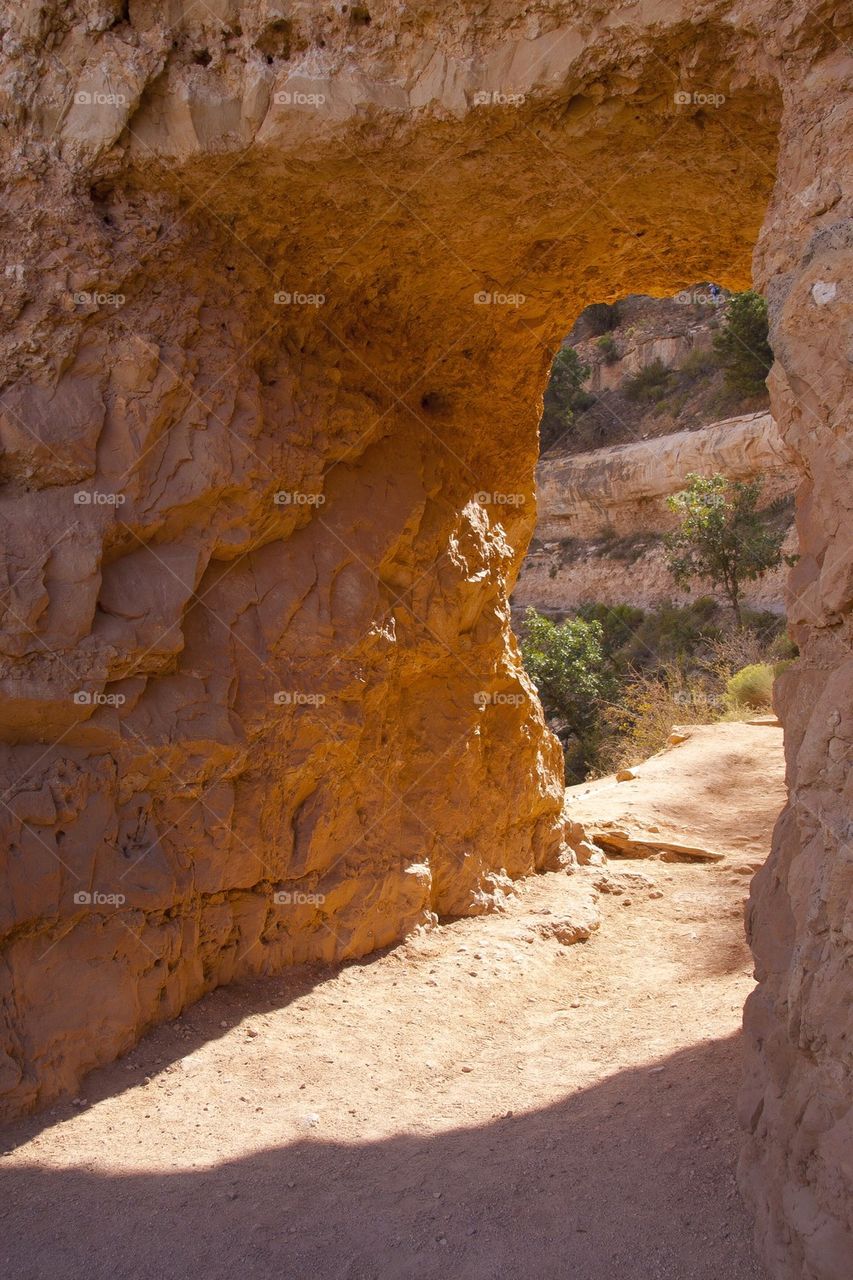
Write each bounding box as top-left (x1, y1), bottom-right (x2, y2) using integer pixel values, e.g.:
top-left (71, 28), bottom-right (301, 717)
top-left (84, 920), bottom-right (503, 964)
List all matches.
top-left (0, 3), bottom-right (849, 1275)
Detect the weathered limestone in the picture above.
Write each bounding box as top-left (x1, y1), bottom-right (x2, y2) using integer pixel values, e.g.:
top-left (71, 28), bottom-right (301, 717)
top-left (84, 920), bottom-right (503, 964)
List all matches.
top-left (739, 34), bottom-right (853, 1280)
top-left (0, 4), bottom-right (849, 1276)
top-left (514, 412), bottom-right (796, 613)
top-left (536, 412), bottom-right (792, 539)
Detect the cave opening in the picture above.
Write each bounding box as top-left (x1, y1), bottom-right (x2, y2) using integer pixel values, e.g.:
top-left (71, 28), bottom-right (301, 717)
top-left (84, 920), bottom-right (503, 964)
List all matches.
top-left (512, 283), bottom-right (794, 787)
top-left (2, 8), bottom-right (851, 1273)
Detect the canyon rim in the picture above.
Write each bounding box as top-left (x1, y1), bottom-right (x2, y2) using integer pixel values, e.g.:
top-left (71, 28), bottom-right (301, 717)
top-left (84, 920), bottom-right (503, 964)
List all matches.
top-left (0, 2), bottom-right (850, 1277)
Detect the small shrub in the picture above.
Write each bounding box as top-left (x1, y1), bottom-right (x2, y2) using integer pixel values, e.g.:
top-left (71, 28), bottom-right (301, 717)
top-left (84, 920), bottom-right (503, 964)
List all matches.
top-left (725, 662), bottom-right (774, 711)
top-left (555, 535), bottom-right (582, 566)
top-left (619, 599), bottom-right (722, 672)
top-left (678, 346), bottom-right (717, 380)
top-left (572, 389), bottom-right (597, 414)
top-left (597, 665), bottom-right (719, 773)
top-left (575, 602), bottom-right (646, 661)
top-left (520, 608), bottom-right (616, 780)
top-left (664, 391), bottom-right (689, 416)
top-left (600, 531), bottom-right (662, 564)
top-left (623, 358), bottom-right (673, 402)
top-left (593, 523), bottom-right (618, 548)
top-left (713, 290), bottom-right (773, 396)
top-left (596, 334), bottom-right (619, 363)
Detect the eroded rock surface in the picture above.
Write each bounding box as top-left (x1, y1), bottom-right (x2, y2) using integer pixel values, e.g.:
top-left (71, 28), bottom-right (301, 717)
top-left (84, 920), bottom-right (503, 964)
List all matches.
top-left (0, 4), bottom-right (850, 1276)
top-left (515, 411), bottom-right (796, 614)
top-left (537, 412), bottom-right (792, 539)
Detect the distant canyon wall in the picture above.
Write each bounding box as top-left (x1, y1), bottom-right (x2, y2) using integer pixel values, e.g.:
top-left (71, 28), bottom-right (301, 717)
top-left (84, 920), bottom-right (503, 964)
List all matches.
top-left (537, 411), bottom-right (793, 540)
top-left (515, 412), bottom-right (796, 615)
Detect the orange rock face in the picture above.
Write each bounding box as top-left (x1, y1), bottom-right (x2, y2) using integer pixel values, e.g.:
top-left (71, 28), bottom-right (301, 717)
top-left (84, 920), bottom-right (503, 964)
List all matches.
top-left (0, 3), bottom-right (849, 1276)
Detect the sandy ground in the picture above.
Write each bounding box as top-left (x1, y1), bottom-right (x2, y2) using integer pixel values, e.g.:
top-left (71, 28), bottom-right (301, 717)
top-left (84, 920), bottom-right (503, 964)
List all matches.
top-left (1, 724), bottom-right (783, 1280)
top-left (566, 719), bottom-right (786, 862)
top-left (1, 862), bottom-right (768, 1280)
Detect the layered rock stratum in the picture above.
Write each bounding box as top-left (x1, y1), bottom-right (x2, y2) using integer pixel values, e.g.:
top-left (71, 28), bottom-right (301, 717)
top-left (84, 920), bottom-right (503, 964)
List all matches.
top-left (515, 411), bottom-right (797, 613)
top-left (0, 3), bottom-right (850, 1277)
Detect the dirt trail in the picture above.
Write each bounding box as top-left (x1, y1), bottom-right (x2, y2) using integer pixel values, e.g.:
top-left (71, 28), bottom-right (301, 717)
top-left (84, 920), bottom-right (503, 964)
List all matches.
top-left (1, 728), bottom-right (782, 1280)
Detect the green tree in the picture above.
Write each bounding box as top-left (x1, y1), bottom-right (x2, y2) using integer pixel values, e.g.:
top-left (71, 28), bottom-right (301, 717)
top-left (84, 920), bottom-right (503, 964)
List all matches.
top-left (665, 474), bottom-right (786, 626)
top-left (540, 346), bottom-right (591, 451)
top-left (520, 609), bottom-right (613, 778)
top-left (712, 290), bottom-right (773, 395)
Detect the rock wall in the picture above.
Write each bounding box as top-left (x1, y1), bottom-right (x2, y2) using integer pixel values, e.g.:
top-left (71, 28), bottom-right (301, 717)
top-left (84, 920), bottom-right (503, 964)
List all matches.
top-left (536, 411), bottom-right (792, 539)
top-left (514, 411), bottom-right (796, 615)
top-left (738, 33), bottom-right (853, 1280)
top-left (574, 292), bottom-right (718, 395)
top-left (0, 4), bottom-right (849, 1276)
top-left (515, 537), bottom-right (795, 618)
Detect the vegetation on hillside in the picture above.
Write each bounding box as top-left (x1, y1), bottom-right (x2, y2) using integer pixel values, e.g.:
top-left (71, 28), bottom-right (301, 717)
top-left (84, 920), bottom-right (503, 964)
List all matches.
top-left (712, 290), bottom-right (773, 396)
top-left (540, 288), bottom-right (773, 456)
top-left (665, 473), bottom-right (789, 626)
top-left (539, 346), bottom-right (592, 452)
top-left (520, 599), bottom-right (794, 782)
top-left (524, 287), bottom-right (790, 782)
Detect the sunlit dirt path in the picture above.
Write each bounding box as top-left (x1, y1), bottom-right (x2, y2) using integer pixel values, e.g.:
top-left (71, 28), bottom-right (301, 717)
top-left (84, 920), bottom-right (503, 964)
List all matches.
top-left (1, 842), bottom-right (768, 1280)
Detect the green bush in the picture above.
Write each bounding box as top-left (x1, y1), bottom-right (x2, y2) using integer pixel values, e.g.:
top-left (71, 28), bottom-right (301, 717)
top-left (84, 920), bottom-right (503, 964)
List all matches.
top-left (596, 334), bottom-right (619, 363)
top-left (725, 662), bottom-right (774, 711)
top-left (519, 608), bottom-right (615, 781)
top-left (540, 346), bottom-right (592, 451)
top-left (575, 602), bottom-right (646, 661)
top-left (678, 346), bottom-right (717, 380)
top-left (713, 291), bottom-right (773, 396)
top-left (623, 358), bottom-right (673, 402)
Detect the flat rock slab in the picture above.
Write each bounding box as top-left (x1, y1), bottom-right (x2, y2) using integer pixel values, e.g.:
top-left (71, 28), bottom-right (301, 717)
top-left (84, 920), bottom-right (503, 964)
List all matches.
top-left (565, 720), bottom-right (786, 862)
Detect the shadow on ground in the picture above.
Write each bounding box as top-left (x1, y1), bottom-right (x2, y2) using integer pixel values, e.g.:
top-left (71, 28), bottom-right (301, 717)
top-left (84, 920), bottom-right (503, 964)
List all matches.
top-left (1, 1032), bottom-right (765, 1280)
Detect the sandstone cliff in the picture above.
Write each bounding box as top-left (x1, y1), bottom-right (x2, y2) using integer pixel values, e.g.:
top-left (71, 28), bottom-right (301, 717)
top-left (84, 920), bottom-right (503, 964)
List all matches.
top-left (0, 4), bottom-right (850, 1278)
top-left (514, 410), bottom-right (797, 614)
